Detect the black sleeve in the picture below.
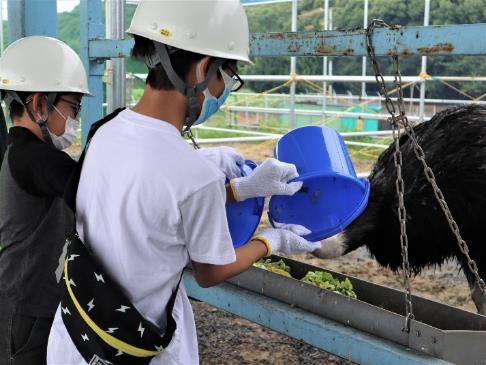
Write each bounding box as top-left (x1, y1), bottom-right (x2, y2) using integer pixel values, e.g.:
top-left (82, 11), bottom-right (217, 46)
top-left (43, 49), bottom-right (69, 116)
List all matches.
top-left (0, 108), bottom-right (8, 168)
top-left (9, 143), bottom-right (77, 198)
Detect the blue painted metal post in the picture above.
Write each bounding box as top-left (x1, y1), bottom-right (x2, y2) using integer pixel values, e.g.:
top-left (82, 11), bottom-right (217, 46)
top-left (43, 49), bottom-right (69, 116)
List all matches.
top-left (6, 0), bottom-right (23, 42)
top-left (80, 0), bottom-right (105, 145)
top-left (7, 0), bottom-right (57, 43)
top-left (25, 0), bottom-right (57, 37)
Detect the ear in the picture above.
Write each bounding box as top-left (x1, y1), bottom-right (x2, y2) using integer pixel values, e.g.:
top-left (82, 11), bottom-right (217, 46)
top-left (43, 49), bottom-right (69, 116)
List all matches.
top-left (195, 56), bottom-right (212, 81)
top-left (30, 93), bottom-right (48, 120)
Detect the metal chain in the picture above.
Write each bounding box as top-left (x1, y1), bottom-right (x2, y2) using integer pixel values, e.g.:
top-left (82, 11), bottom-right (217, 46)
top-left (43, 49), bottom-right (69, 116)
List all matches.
top-left (365, 20), bottom-right (414, 332)
top-left (183, 127), bottom-right (201, 149)
top-left (365, 20), bottom-right (486, 331)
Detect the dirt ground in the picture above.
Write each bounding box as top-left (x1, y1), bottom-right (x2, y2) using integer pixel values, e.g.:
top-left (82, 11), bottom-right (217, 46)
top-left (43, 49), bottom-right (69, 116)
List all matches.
top-left (192, 141), bottom-right (477, 364)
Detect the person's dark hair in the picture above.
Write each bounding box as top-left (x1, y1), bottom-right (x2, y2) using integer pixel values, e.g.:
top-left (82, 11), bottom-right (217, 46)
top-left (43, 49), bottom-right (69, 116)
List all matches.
top-left (3, 91), bottom-right (71, 121)
top-left (3, 90), bottom-right (30, 120)
top-left (131, 35), bottom-right (224, 90)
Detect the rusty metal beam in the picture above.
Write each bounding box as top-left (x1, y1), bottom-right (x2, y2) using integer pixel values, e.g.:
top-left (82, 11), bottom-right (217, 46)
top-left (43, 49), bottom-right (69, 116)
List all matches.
top-left (90, 24), bottom-right (486, 60)
top-left (249, 23), bottom-right (486, 57)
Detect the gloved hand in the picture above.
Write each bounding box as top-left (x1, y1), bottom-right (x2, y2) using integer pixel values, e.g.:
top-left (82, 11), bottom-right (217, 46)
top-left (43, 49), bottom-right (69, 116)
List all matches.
top-left (253, 222), bottom-right (320, 256)
top-left (197, 146), bottom-right (245, 179)
top-left (230, 158), bottom-right (302, 201)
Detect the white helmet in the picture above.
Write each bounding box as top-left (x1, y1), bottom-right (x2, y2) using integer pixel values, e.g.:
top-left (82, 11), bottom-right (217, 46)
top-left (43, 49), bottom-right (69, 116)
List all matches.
top-left (127, 0), bottom-right (252, 64)
top-left (0, 36), bottom-right (90, 94)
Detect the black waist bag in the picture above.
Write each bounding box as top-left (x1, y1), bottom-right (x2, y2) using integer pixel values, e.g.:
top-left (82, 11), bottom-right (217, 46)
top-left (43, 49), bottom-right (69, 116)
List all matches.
top-left (61, 232), bottom-right (179, 365)
top-left (60, 108), bottom-right (180, 365)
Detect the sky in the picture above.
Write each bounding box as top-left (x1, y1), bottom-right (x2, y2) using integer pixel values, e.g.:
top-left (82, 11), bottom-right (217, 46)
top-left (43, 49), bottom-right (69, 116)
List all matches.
top-left (0, 0), bottom-right (80, 20)
top-left (57, 0), bottom-right (80, 13)
top-left (4, 0), bottom-right (282, 18)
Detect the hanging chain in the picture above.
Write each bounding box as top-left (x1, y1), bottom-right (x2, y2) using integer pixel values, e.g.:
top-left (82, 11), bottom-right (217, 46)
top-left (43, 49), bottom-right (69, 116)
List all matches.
top-left (365, 20), bottom-right (414, 332)
top-left (365, 19), bottom-right (486, 331)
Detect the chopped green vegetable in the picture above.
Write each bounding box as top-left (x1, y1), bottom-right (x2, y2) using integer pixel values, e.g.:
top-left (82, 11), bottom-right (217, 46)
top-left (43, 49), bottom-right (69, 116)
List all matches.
top-left (302, 271), bottom-right (358, 299)
top-left (253, 259), bottom-right (358, 300)
top-left (253, 258), bottom-right (292, 277)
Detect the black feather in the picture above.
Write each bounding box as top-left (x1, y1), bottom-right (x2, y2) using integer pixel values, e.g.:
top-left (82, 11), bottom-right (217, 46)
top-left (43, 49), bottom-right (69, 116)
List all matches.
top-left (343, 104), bottom-right (486, 288)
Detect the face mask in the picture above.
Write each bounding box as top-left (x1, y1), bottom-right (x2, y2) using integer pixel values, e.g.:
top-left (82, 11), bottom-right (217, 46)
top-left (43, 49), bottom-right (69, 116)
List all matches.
top-left (192, 65), bottom-right (235, 126)
top-left (50, 105), bottom-right (80, 150)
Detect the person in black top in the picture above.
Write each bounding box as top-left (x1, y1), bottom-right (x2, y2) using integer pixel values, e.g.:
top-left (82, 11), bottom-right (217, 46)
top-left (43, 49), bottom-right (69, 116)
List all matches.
top-left (0, 36), bottom-right (90, 365)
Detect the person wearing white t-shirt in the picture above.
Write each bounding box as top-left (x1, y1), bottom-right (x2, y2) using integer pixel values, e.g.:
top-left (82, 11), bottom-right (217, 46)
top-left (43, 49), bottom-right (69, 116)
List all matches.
top-left (47, 1), bottom-right (320, 364)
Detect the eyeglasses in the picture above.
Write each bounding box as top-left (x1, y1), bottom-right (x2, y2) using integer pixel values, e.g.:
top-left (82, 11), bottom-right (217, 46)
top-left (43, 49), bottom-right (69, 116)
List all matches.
top-left (221, 64), bottom-right (244, 92)
top-left (59, 97), bottom-right (82, 118)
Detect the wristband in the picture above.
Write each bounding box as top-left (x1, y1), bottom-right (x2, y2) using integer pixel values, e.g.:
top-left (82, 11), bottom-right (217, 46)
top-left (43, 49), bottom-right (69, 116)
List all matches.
top-left (252, 236), bottom-right (272, 257)
top-left (229, 179), bottom-right (241, 202)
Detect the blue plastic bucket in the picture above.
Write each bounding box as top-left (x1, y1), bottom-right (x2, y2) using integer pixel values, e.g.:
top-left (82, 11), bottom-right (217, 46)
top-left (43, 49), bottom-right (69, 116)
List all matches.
top-left (226, 160), bottom-right (265, 248)
top-left (268, 126), bottom-right (370, 241)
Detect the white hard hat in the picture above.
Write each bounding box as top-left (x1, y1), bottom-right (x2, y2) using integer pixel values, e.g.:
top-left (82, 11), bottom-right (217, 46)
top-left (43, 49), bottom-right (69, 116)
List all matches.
top-left (0, 36), bottom-right (90, 95)
top-left (127, 0), bottom-right (252, 64)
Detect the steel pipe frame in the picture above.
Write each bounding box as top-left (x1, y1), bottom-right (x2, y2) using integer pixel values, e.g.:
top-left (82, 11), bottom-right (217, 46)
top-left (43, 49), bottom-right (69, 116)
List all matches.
top-left (231, 92), bottom-right (486, 105)
top-left (105, 0), bottom-right (126, 114)
top-left (222, 105), bottom-right (424, 122)
top-left (192, 135), bottom-right (389, 149)
top-left (194, 125), bottom-right (393, 138)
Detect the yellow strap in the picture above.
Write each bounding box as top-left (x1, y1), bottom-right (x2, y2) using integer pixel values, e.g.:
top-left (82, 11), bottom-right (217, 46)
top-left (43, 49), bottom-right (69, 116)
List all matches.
top-left (63, 259), bottom-right (161, 357)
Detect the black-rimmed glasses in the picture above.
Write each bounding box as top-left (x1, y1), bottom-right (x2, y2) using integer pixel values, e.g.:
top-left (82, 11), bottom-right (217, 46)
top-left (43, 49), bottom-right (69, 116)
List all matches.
top-left (224, 64), bottom-right (244, 92)
top-left (59, 97), bottom-right (82, 118)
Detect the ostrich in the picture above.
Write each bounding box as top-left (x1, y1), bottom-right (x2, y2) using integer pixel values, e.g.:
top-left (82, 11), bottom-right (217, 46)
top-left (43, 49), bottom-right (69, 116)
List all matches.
top-left (313, 104), bottom-right (486, 314)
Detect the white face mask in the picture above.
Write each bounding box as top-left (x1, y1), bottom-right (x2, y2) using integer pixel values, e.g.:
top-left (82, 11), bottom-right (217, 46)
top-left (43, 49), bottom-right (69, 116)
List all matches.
top-left (50, 105), bottom-right (80, 150)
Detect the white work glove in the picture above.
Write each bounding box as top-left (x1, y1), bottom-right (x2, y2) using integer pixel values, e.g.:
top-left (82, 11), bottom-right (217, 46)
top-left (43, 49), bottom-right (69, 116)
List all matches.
top-left (253, 222), bottom-right (320, 256)
top-left (230, 158), bottom-right (303, 202)
top-left (197, 146), bottom-right (245, 179)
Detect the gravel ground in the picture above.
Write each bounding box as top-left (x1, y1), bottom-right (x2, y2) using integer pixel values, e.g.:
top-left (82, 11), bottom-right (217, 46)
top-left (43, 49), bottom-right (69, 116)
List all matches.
top-left (193, 299), bottom-right (355, 365)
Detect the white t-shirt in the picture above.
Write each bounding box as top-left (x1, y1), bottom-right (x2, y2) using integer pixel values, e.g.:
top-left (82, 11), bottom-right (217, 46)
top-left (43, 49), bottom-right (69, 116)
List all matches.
top-left (47, 109), bottom-right (236, 364)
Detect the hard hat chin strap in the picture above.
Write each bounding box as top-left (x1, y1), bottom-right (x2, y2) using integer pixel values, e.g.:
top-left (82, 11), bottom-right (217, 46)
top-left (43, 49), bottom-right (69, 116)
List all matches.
top-left (146, 42), bottom-right (224, 129)
top-left (5, 90), bottom-right (56, 146)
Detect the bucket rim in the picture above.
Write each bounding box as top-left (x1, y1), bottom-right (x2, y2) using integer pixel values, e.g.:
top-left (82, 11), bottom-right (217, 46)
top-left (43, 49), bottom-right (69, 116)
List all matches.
top-left (269, 177), bottom-right (370, 241)
top-left (226, 159), bottom-right (265, 248)
top-left (307, 178), bottom-right (370, 240)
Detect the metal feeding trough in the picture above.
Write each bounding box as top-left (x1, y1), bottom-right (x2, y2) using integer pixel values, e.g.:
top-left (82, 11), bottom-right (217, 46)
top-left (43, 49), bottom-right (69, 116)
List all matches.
top-left (225, 255), bottom-right (486, 365)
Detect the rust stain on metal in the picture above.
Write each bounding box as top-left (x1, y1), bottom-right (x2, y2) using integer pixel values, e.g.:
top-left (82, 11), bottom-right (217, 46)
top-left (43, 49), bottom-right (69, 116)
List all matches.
top-left (343, 48), bottom-right (355, 56)
top-left (268, 32), bottom-right (285, 40)
top-left (315, 42), bottom-right (335, 55)
top-left (287, 44), bottom-right (300, 53)
top-left (417, 43), bottom-right (454, 54)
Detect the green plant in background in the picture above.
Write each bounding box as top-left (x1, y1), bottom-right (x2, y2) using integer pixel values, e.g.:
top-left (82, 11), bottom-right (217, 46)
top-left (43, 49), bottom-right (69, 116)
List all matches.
top-left (131, 88), bottom-right (144, 102)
